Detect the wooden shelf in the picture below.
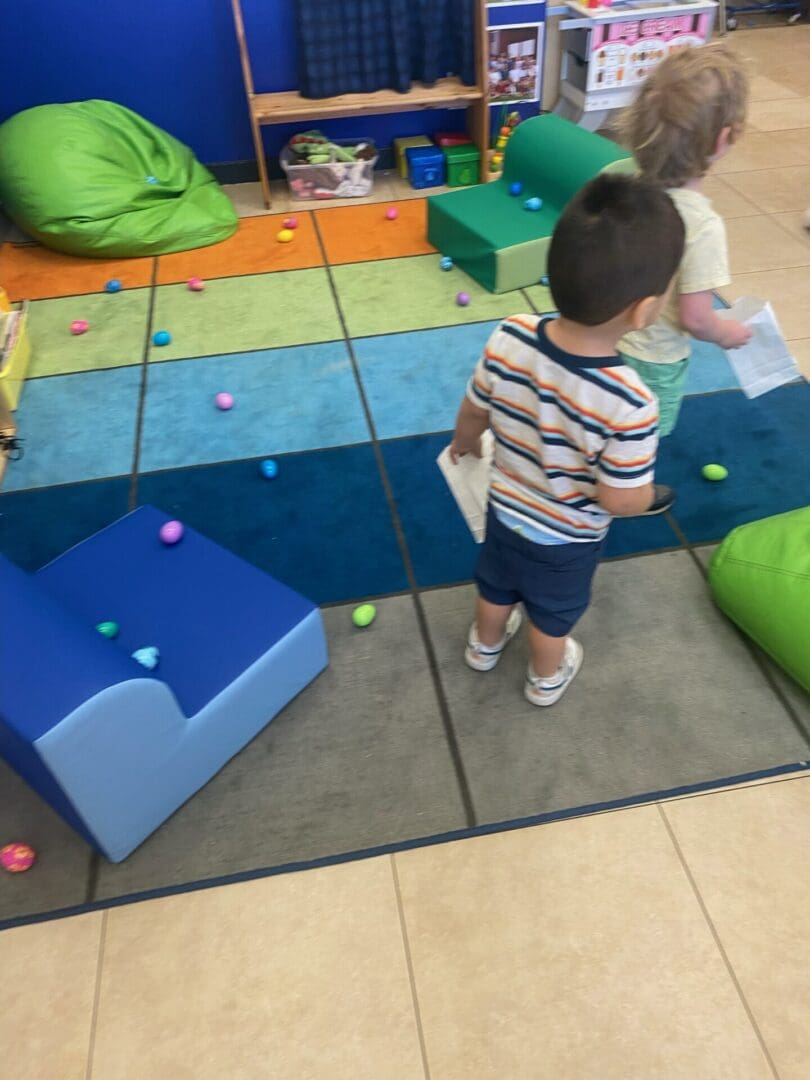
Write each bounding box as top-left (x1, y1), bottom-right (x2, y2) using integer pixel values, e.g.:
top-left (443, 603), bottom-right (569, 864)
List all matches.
top-left (232, 0), bottom-right (490, 208)
top-left (251, 80), bottom-right (484, 124)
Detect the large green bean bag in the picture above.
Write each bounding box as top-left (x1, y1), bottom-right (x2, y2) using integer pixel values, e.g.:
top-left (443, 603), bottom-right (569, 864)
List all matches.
top-left (0, 100), bottom-right (237, 258)
top-left (709, 507), bottom-right (810, 692)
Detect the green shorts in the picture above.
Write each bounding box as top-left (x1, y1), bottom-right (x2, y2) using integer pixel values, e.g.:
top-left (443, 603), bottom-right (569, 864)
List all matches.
top-left (620, 354), bottom-right (689, 438)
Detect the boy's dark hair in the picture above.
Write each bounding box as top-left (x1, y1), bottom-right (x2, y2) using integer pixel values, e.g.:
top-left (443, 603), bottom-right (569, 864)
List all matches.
top-left (548, 173), bottom-right (685, 326)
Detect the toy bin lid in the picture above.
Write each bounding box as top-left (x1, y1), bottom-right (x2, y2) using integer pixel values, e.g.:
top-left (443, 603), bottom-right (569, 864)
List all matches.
top-left (405, 145), bottom-right (445, 165)
top-left (442, 144), bottom-right (481, 162)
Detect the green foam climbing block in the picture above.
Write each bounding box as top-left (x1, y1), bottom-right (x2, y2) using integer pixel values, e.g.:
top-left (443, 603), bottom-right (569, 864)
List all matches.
top-left (709, 507), bottom-right (810, 693)
top-left (427, 114), bottom-right (630, 294)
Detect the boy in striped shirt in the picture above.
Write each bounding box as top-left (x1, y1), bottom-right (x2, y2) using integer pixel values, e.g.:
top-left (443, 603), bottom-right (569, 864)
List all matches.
top-left (449, 174), bottom-right (685, 706)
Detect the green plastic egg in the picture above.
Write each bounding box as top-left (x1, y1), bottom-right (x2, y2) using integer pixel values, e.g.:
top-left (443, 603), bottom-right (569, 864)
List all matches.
top-left (96, 621), bottom-right (120, 638)
top-left (701, 464), bottom-right (728, 482)
top-left (352, 604), bottom-right (377, 628)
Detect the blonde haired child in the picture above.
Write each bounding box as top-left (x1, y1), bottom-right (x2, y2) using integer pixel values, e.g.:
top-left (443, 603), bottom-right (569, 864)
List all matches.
top-left (617, 44), bottom-right (753, 436)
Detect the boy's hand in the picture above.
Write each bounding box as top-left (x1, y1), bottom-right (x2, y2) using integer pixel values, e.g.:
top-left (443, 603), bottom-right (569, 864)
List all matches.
top-left (449, 436), bottom-right (483, 465)
top-left (450, 397), bottom-right (490, 463)
top-left (718, 319), bottom-right (753, 350)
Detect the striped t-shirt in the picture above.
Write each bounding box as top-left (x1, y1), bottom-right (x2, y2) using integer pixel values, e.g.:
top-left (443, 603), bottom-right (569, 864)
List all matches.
top-left (467, 316), bottom-right (659, 544)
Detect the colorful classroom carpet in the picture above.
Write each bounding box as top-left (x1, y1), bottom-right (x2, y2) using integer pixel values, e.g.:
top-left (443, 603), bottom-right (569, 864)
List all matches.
top-left (1, 202), bottom-right (809, 926)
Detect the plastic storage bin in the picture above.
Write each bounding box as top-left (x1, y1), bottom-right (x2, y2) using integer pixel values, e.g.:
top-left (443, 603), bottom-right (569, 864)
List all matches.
top-left (406, 145), bottom-right (446, 190)
top-left (281, 139), bottom-right (378, 200)
top-left (443, 144), bottom-right (480, 187)
top-left (394, 136), bottom-right (432, 178)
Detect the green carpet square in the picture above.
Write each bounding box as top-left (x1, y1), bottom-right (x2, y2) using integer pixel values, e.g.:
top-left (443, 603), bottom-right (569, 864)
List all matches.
top-left (26, 289), bottom-right (151, 378)
top-left (148, 269), bottom-right (343, 362)
top-left (331, 255), bottom-right (529, 338)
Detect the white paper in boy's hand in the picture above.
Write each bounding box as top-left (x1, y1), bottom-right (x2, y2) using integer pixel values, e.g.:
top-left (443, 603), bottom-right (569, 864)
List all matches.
top-left (437, 430), bottom-right (494, 543)
top-left (717, 297), bottom-right (802, 399)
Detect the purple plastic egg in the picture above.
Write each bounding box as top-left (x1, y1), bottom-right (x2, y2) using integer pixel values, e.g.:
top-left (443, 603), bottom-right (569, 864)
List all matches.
top-left (456, 292), bottom-right (471, 307)
top-left (159, 520), bottom-right (184, 546)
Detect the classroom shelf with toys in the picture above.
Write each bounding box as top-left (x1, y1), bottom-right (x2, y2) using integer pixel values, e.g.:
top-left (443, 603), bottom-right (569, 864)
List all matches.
top-left (231, 0), bottom-right (493, 208)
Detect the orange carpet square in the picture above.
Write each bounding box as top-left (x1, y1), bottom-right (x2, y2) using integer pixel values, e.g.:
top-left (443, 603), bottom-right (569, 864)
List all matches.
top-left (315, 200), bottom-right (436, 265)
top-left (156, 214), bottom-right (323, 284)
top-left (0, 244), bottom-right (153, 302)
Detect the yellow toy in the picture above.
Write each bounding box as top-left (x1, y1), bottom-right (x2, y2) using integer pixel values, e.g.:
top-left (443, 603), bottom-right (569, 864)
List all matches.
top-left (0, 287), bottom-right (31, 412)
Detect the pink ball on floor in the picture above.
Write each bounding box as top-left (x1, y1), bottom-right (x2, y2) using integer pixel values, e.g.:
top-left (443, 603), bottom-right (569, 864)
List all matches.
top-left (0, 843), bottom-right (36, 873)
top-left (187, 277), bottom-right (205, 292)
top-left (215, 392), bottom-right (234, 411)
top-left (283, 217), bottom-right (299, 229)
top-left (385, 207), bottom-right (399, 220)
top-left (70, 319), bottom-right (89, 335)
top-left (159, 520), bottom-right (184, 545)
top-left (456, 292), bottom-right (471, 307)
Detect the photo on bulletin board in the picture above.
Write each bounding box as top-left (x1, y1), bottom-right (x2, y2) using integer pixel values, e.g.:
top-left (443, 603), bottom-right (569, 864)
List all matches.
top-left (487, 24), bottom-right (544, 104)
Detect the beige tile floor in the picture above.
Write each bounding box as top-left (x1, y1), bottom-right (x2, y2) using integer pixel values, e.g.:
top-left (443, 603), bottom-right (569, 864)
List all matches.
top-left (6, 24), bottom-right (810, 1080)
top-left (4, 775), bottom-right (809, 1079)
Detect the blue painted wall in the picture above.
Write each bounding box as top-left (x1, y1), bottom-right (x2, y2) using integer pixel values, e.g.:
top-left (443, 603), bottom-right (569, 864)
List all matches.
top-left (0, 0), bottom-right (470, 165)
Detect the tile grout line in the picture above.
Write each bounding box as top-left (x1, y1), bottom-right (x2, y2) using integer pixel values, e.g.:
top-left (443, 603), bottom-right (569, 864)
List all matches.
top-left (128, 256), bottom-right (160, 511)
top-left (655, 803), bottom-right (782, 1080)
top-left (311, 212), bottom-right (477, 829)
top-left (390, 855), bottom-right (433, 1080)
top-left (83, 908), bottom-right (108, 1080)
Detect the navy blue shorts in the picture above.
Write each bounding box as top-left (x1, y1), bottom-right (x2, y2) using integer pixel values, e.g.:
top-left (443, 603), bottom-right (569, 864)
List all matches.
top-left (475, 507), bottom-right (605, 637)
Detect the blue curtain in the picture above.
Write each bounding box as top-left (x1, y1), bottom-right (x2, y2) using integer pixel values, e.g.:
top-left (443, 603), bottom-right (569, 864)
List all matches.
top-left (294, 0), bottom-right (476, 99)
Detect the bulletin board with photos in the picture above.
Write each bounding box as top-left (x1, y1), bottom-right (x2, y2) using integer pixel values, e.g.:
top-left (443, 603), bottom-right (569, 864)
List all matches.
top-left (486, 2), bottom-right (547, 109)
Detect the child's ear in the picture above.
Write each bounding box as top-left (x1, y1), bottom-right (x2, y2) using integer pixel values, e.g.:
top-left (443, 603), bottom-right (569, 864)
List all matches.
top-left (714, 125), bottom-right (733, 158)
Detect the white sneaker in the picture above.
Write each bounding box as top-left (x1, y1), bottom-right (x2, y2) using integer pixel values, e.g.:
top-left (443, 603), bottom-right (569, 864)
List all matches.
top-left (465, 608), bottom-right (523, 672)
top-left (524, 638), bottom-right (583, 707)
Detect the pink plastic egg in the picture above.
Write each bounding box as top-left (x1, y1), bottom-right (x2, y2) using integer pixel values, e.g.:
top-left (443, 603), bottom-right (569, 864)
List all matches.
top-left (385, 207), bottom-right (399, 220)
top-left (70, 319), bottom-right (89, 335)
top-left (159, 520), bottom-right (184, 546)
top-left (283, 217), bottom-right (299, 229)
top-left (215, 392), bottom-right (234, 411)
top-left (0, 843), bottom-right (36, 873)
top-left (187, 277), bottom-right (205, 292)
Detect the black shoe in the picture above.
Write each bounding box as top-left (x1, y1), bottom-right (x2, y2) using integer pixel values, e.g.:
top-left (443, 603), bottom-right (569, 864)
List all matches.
top-left (641, 484), bottom-right (675, 516)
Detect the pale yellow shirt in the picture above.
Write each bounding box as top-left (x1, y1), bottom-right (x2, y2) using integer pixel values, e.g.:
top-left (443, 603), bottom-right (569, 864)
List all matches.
top-left (620, 187), bottom-right (732, 365)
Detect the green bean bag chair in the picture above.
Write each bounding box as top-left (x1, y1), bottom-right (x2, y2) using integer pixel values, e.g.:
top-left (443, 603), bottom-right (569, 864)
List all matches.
top-left (709, 507), bottom-right (810, 693)
top-left (0, 100), bottom-right (237, 258)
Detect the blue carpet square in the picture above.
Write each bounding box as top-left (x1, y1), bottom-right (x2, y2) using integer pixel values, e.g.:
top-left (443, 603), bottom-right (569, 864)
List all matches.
top-left (354, 323), bottom-right (499, 440)
top-left (683, 337), bottom-right (738, 396)
top-left (3, 367), bottom-right (141, 492)
top-left (137, 444), bottom-right (408, 604)
top-left (383, 432), bottom-right (680, 589)
top-left (140, 342), bottom-right (369, 473)
top-left (0, 477), bottom-right (131, 572)
top-left (660, 383), bottom-right (810, 544)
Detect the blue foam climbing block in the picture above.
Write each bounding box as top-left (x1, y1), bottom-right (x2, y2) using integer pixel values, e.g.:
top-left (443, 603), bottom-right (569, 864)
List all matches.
top-left (0, 507), bottom-right (328, 861)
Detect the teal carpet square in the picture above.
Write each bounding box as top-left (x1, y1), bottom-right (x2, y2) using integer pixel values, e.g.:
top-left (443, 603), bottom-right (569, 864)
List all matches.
top-left (139, 343), bottom-right (369, 472)
top-left (3, 367), bottom-right (141, 492)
